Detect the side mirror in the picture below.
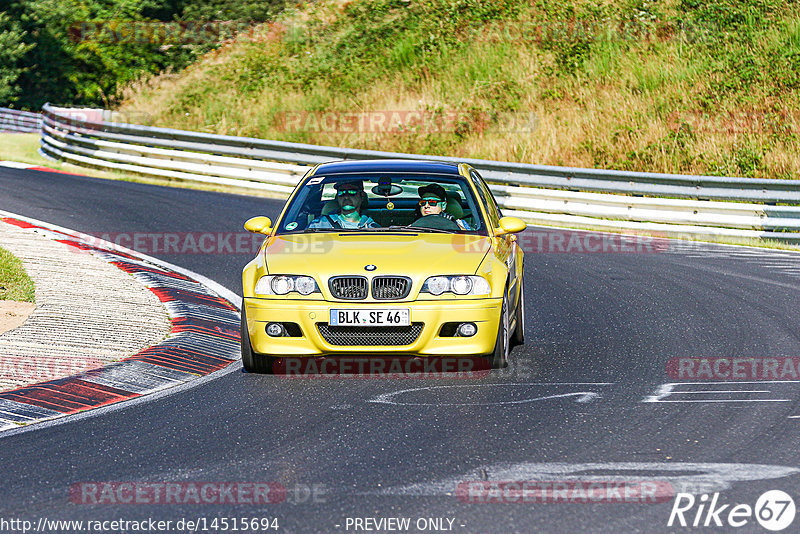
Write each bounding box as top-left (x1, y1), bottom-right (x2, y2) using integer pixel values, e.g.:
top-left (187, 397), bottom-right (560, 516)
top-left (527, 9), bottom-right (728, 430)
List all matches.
top-left (494, 216), bottom-right (527, 237)
top-left (244, 216), bottom-right (272, 235)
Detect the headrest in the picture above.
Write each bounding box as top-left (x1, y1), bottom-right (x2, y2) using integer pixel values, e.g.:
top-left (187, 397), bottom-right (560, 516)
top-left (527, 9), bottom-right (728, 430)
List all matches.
top-left (445, 191), bottom-right (464, 219)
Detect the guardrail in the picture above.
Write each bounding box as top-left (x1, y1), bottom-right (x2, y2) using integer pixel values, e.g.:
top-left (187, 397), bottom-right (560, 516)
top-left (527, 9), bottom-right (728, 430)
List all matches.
top-left (38, 103), bottom-right (800, 242)
top-left (0, 108), bottom-right (42, 133)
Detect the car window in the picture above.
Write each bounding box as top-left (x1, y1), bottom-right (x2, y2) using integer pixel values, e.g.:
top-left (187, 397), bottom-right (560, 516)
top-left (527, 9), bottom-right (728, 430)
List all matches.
top-left (276, 173), bottom-right (488, 235)
top-left (470, 169), bottom-right (502, 229)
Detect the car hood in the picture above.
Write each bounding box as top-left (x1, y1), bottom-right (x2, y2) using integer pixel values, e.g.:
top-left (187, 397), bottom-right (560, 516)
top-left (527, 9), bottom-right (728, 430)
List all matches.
top-left (263, 233), bottom-right (491, 277)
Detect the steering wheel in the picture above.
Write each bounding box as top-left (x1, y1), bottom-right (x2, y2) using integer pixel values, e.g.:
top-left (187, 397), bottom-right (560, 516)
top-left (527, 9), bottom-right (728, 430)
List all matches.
top-left (408, 215), bottom-right (460, 231)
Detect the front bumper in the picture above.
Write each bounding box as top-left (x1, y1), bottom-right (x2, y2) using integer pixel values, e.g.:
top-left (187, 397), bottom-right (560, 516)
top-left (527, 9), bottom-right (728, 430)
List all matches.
top-left (244, 297), bottom-right (501, 356)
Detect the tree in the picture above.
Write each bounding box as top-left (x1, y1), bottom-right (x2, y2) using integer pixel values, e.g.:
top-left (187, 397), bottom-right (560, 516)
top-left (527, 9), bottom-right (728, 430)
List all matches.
top-left (0, 11), bottom-right (33, 105)
top-left (1, 0), bottom-right (288, 109)
top-left (10, 0), bottom-right (188, 108)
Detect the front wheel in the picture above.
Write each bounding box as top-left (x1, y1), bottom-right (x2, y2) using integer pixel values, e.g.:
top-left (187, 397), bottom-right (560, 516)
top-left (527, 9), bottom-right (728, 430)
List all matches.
top-left (487, 295), bottom-right (510, 369)
top-left (240, 306), bottom-right (274, 373)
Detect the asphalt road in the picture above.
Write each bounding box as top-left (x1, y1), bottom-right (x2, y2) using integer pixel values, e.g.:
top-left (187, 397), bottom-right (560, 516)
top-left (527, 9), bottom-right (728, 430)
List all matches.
top-left (2, 167), bottom-right (800, 533)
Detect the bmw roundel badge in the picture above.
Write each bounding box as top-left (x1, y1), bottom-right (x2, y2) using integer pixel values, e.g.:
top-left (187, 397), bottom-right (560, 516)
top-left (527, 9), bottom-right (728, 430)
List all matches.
top-left (364, 264), bottom-right (377, 271)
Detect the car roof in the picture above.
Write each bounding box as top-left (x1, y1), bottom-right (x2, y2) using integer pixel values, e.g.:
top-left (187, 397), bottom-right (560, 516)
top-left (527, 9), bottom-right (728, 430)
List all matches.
top-left (312, 159), bottom-right (463, 176)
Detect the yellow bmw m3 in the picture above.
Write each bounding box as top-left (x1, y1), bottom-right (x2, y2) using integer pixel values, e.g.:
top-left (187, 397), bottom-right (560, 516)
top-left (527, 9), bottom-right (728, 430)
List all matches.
top-left (241, 159), bottom-right (526, 373)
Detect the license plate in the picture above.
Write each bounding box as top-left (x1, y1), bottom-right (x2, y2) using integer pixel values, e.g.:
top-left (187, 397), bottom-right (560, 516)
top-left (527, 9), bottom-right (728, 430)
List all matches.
top-left (329, 309), bottom-right (410, 327)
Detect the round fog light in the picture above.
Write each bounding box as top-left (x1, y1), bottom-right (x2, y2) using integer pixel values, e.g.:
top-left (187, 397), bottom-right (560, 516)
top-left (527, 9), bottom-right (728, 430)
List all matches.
top-left (458, 322), bottom-right (477, 337)
top-left (266, 323), bottom-right (285, 337)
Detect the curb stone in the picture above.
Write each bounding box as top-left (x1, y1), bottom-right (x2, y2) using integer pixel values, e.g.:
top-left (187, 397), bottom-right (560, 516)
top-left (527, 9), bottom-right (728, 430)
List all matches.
top-left (0, 220), bottom-right (171, 390)
top-left (0, 213), bottom-right (241, 431)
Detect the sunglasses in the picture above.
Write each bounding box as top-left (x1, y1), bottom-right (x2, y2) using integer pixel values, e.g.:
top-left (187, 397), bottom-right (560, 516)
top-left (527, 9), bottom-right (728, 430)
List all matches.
top-left (419, 199), bottom-right (444, 207)
top-left (337, 189), bottom-right (360, 196)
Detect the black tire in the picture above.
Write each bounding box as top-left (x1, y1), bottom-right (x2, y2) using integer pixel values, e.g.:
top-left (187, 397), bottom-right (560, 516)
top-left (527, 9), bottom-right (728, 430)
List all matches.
top-left (240, 306), bottom-right (274, 373)
top-left (511, 280), bottom-right (525, 347)
top-left (487, 295), bottom-right (510, 369)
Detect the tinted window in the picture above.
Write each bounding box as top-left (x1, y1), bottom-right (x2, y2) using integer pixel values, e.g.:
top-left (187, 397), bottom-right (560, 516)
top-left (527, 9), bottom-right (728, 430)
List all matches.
top-left (276, 173), bottom-right (488, 235)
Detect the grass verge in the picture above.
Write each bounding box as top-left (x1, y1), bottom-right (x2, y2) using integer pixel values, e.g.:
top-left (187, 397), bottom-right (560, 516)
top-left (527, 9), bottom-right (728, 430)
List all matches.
top-left (0, 246), bottom-right (35, 302)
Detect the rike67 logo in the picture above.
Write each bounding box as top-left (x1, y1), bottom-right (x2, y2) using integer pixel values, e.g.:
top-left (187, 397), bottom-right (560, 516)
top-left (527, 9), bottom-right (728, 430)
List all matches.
top-left (668, 490), bottom-right (796, 531)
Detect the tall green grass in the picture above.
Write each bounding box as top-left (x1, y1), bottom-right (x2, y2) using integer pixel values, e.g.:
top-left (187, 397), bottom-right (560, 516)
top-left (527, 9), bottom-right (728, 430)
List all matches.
top-left (121, 0), bottom-right (800, 179)
top-left (0, 246), bottom-right (34, 302)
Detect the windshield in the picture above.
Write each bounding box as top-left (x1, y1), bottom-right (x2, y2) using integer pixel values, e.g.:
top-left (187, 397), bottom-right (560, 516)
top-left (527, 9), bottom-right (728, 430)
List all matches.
top-left (276, 173), bottom-right (487, 235)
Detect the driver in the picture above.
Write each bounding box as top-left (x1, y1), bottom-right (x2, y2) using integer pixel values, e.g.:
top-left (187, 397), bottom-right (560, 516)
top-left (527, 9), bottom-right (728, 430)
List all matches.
top-left (308, 180), bottom-right (379, 229)
top-left (415, 184), bottom-right (471, 230)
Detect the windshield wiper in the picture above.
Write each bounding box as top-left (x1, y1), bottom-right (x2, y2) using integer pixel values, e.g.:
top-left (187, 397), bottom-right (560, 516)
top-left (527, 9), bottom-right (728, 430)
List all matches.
top-left (377, 225), bottom-right (456, 234)
top-left (289, 228), bottom-right (364, 234)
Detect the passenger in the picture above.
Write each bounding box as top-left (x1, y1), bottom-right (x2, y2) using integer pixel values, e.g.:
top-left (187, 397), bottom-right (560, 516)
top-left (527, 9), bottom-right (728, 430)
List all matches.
top-left (415, 184), bottom-right (471, 230)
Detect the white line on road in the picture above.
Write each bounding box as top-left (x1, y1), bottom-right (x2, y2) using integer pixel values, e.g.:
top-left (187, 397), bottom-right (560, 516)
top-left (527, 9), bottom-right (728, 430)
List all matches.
top-left (368, 382), bottom-right (612, 406)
